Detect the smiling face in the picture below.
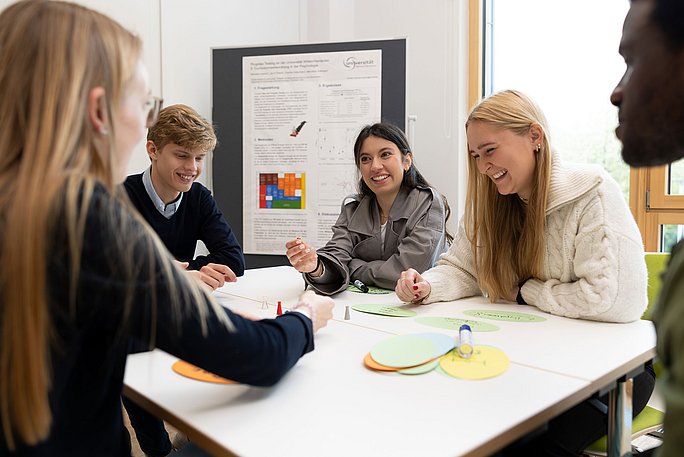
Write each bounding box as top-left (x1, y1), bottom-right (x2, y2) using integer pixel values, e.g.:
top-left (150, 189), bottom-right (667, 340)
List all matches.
top-left (611, 0), bottom-right (684, 167)
top-left (147, 141), bottom-right (205, 203)
top-left (357, 135), bottom-right (412, 203)
top-left (467, 120), bottom-right (539, 201)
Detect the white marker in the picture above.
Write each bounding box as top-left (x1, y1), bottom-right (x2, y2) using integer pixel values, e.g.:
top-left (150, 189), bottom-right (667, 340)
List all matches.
top-left (458, 324), bottom-right (473, 358)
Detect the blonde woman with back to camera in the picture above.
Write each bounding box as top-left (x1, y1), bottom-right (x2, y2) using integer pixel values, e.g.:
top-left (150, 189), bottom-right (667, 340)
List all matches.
top-left (0, 1), bottom-right (333, 455)
top-left (395, 90), bottom-right (655, 456)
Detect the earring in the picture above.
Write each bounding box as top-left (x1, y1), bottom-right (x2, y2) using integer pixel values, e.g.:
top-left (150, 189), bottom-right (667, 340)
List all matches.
top-left (534, 143), bottom-right (541, 153)
top-left (99, 127), bottom-right (109, 135)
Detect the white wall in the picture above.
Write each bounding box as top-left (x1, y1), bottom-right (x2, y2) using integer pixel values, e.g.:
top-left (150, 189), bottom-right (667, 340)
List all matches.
top-left (0, 0), bottom-right (163, 177)
top-left (158, 0), bottom-right (301, 188)
top-left (0, 0), bottom-right (470, 221)
top-left (302, 0), bottom-right (469, 224)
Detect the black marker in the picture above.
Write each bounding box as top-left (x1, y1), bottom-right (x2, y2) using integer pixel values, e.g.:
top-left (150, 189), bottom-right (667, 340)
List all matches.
top-left (353, 279), bottom-right (369, 293)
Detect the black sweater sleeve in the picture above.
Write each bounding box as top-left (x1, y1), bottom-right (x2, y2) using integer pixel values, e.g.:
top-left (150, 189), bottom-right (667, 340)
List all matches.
top-left (187, 185), bottom-right (245, 275)
top-left (70, 188), bottom-right (313, 386)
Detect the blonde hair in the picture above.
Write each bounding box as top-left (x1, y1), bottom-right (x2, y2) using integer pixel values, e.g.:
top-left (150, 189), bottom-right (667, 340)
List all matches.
top-left (147, 104), bottom-right (217, 152)
top-left (464, 90), bottom-right (552, 301)
top-left (0, 1), bottom-right (226, 449)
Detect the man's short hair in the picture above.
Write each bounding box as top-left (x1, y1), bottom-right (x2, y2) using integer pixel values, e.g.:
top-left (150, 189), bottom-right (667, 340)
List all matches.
top-left (652, 0), bottom-right (684, 49)
top-left (147, 104), bottom-right (217, 152)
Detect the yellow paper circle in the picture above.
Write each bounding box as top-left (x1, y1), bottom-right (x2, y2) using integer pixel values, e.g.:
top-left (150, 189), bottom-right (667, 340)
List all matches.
top-left (439, 346), bottom-right (509, 380)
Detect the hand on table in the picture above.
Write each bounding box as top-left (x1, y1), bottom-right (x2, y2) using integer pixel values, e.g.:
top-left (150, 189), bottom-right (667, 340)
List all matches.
top-left (291, 290), bottom-right (334, 333)
top-left (395, 268), bottom-right (431, 304)
top-left (178, 261), bottom-right (237, 291)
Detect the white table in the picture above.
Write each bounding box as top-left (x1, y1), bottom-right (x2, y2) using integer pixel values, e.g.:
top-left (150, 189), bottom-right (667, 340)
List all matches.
top-left (124, 266), bottom-right (656, 457)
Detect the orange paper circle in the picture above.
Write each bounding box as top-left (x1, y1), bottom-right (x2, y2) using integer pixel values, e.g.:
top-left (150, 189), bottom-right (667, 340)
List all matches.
top-left (172, 360), bottom-right (237, 384)
top-left (363, 352), bottom-right (440, 372)
top-left (363, 352), bottom-right (401, 371)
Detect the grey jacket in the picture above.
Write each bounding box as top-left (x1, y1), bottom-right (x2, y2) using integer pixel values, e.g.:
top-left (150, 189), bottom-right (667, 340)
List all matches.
top-left (306, 185), bottom-right (448, 295)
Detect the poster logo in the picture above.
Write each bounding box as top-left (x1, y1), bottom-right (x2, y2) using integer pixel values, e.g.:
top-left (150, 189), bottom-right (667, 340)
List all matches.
top-left (343, 56), bottom-right (375, 69)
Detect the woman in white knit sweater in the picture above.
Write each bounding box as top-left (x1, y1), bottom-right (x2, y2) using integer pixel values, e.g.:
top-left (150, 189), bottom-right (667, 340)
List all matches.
top-left (396, 90), bottom-right (647, 322)
top-left (395, 90), bottom-right (655, 456)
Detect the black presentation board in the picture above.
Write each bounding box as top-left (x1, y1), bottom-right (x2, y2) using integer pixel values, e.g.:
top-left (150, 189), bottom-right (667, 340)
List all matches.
top-left (212, 39), bottom-right (406, 268)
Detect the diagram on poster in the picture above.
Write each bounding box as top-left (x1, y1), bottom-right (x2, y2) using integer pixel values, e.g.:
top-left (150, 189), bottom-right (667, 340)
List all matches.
top-left (242, 49), bottom-right (382, 254)
top-left (258, 172), bottom-right (305, 209)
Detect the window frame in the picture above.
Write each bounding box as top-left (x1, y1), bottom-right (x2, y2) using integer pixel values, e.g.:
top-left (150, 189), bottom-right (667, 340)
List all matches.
top-left (631, 167), bottom-right (684, 251)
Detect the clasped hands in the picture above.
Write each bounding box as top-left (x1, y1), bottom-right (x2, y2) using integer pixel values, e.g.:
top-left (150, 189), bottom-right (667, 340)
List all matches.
top-left (397, 268), bottom-right (523, 303)
top-left (395, 268), bottom-right (431, 304)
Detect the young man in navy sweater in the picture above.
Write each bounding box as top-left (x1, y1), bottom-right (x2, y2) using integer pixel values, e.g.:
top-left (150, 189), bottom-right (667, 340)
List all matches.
top-left (123, 104), bottom-right (245, 456)
top-left (125, 104), bottom-right (245, 289)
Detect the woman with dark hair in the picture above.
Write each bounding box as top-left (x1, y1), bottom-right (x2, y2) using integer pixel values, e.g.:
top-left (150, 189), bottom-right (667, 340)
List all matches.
top-left (285, 122), bottom-right (452, 295)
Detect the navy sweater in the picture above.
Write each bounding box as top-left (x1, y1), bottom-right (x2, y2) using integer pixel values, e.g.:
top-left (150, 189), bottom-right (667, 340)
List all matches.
top-left (0, 184), bottom-right (313, 456)
top-left (124, 173), bottom-right (245, 275)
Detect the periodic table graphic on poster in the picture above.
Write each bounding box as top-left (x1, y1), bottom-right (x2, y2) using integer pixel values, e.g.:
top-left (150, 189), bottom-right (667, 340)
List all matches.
top-left (259, 172), bottom-right (305, 209)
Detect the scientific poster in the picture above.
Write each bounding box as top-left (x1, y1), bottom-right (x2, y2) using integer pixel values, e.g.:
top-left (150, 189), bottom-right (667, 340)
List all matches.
top-left (242, 49), bottom-right (382, 254)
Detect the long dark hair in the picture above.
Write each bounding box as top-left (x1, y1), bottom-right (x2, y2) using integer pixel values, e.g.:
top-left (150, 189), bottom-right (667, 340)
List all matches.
top-left (352, 122), bottom-right (453, 243)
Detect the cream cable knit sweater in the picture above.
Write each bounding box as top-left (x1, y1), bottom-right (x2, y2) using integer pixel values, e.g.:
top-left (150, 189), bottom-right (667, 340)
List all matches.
top-left (421, 157), bottom-right (647, 323)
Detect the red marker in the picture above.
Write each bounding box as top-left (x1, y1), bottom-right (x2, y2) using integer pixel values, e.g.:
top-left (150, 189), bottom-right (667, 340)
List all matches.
top-left (277, 301), bottom-right (283, 316)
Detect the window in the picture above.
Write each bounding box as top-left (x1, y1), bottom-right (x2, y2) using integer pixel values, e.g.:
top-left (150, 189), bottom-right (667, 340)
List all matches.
top-left (632, 163), bottom-right (684, 252)
top-left (470, 0), bottom-right (684, 253)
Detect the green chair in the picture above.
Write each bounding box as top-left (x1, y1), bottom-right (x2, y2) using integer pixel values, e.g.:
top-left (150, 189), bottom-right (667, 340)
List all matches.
top-left (583, 252), bottom-right (669, 456)
top-left (583, 406), bottom-right (664, 456)
top-left (643, 252), bottom-right (670, 320)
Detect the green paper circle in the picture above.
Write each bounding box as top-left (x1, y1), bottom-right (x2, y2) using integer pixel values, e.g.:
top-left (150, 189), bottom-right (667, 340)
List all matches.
top-left (346, 283), bottom-right (392, 294)
top-left (398, 358), bottom-right (440, 375)
top-left (370, 335), bottom-right (437, 368)
top-left (415, 317), bottom-right (499, 332)
top-left (352, 303), bottom-right (417, 317)
top-left (463, 310), bottom-right (546, 322)
top-left (414, 333), bottom-right (456, 355)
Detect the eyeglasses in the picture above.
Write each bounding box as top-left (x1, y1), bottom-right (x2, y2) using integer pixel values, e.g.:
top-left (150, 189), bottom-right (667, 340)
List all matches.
top-left (145, 96), bottom-right (163, 128)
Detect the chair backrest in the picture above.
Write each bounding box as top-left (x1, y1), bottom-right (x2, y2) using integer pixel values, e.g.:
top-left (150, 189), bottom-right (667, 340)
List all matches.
top-left (643, 252), bottom-right (670, 320)
top-left (584, 253), bottom-right (669, 456)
